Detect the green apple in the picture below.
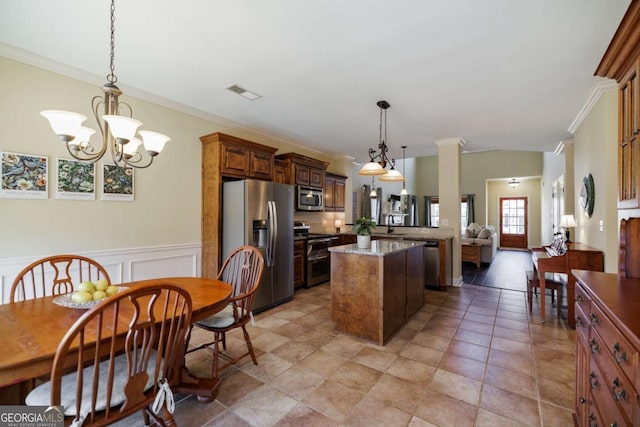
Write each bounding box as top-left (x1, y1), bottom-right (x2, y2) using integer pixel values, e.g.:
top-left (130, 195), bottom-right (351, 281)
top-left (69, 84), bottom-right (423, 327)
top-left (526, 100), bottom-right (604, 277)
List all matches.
top-left (78, 281), bottom-right (95, 293)
top-left (94, 279), bottom-right (109, 291)
top-left (105, 285), bottom-right (119, 297)
top-left (71, 291), bottom-right (93, 303)
top-left (92, 290), bottom-right (106, 301)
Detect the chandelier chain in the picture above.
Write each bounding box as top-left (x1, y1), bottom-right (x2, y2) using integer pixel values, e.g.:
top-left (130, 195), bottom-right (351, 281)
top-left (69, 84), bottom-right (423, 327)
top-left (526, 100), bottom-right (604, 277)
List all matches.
top-left (107, 0), bottom-right (117, 84)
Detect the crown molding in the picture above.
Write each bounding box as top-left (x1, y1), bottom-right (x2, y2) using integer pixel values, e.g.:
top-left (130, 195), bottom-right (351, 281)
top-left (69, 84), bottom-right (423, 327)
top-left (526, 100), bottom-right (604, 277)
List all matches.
top-left (567, 80), bottom-right (618, 134)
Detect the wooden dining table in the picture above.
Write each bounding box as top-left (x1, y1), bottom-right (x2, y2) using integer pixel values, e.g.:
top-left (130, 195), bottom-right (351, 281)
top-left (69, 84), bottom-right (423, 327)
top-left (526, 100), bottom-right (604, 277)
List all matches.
top-left (0, 277), bottom-right (232, 404)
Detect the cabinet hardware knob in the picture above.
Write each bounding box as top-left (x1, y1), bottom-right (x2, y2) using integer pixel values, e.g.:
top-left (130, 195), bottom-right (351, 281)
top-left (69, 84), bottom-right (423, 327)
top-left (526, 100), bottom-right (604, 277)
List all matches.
top-left (588, 412), bottom-right (597, 427)
top-left (589, 338), bottom-right (599, 353)
top-left (590, 313), bottom-right (600, 325)
top-left (579, 397), bottom-right (589, 404)
top-left (576, 294), bottom-right (584, 303)
top-left (612, 343), bottom-right (627, 363)
top-left (589, 371), bottom-right (599, 389)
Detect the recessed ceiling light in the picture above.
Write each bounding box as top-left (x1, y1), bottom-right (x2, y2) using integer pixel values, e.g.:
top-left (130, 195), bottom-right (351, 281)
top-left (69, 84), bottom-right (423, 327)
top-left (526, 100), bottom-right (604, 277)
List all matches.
top-left (226, 84), bottom-right (262, 101)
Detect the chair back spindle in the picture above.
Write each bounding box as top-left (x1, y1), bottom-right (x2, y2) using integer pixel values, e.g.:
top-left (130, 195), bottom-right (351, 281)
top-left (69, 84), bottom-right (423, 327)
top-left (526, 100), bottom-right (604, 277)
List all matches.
top-left (11, 255), bottom-right (111, 302)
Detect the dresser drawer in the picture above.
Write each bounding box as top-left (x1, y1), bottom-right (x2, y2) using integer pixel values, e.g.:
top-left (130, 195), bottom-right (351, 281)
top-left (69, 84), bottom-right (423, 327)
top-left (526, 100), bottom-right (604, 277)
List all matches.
top-left (589, 303), bottom-right (638, 386)
top-left (575, 301), bottom-right (590, 343)
top-left (575, 284), bottom-right (591, 316)
top-left (589, 357), bottom-right (631, 426)
top-left (590, 329), bottom-right (634, 422)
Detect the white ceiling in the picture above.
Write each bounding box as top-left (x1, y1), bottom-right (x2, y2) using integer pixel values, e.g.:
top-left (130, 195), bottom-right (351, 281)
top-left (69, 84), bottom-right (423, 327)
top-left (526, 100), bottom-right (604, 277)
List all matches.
top-left (0, 0), bottom-right (631, 163)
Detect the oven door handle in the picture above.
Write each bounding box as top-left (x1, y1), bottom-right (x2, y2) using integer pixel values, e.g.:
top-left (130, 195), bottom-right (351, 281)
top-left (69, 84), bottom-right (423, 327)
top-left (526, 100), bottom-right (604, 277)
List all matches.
top-left (308, 253), bottom-right (329, 262)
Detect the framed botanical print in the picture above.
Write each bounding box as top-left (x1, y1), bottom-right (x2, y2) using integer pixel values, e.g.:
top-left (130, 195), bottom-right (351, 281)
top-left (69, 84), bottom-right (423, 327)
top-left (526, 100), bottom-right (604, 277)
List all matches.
top-left (1, 151), bottom-right (48, 199)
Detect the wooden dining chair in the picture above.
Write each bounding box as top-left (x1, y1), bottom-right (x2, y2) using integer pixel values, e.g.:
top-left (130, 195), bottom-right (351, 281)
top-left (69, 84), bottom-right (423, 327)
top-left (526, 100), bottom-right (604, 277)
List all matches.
top-left (185, 246), bottom-right (265, 379)
top-left (25, 283), bottom-right (192, 426)
top-left (10, 254), bottom-right (111, 302)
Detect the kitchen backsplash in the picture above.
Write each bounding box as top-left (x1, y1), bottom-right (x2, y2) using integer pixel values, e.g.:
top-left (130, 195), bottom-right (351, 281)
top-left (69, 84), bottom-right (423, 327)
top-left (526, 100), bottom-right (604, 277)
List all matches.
top-left (294, 211), bottom-right (349, 234)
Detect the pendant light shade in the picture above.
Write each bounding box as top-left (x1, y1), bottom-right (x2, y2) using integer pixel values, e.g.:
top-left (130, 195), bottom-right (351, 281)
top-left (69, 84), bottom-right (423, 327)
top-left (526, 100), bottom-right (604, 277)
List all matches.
top-left (379, 168), bottom-right (405, 182)
top-left (358, 161), bottom-right (387, 176)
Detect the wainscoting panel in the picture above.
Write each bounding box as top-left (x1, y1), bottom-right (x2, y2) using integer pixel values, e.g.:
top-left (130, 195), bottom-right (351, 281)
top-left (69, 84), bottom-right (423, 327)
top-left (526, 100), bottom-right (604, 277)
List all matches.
top-left (0, 243), bottom-right (202, 304)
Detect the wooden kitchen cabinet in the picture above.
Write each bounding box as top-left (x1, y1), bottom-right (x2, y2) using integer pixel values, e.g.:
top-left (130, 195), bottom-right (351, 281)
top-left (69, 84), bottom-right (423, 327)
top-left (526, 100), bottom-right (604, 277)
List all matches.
top-left (216, 133), bottom-right (276, 180)
top-left (595, 2), bottom-right (640, 209)
top-left (275, 153), bottom-right (329, 188)
top-left (293, 239), bottom-right (306, 289)
top-left (274, 158), bottom-right (287, 184)
top-left (324, 172), bottom-right (347, 211)
top-left (201, 132), bottom-right (278, 277)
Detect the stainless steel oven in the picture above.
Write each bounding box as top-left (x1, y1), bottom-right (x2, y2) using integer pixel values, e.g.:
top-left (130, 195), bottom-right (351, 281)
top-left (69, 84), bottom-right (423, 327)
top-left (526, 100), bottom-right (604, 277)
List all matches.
top-left (306, 235), bottom-right (337, 287)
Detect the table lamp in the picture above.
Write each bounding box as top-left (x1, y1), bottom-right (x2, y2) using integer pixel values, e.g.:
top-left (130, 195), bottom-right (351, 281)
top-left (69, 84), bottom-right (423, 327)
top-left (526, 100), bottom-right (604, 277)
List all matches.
top-left (560, 214), bottom-right (577, 242)
top-left (335, 219), bottom-right (342, 233)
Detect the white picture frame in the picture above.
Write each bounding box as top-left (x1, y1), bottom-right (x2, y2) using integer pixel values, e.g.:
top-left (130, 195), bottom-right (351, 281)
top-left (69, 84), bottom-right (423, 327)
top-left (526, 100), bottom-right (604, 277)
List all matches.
top-left (56, 158), bottom-right (96, 200)
top-left (0, 151), bottom-right (48, 199)
top-left (101, 163), bottom-right (134, 201)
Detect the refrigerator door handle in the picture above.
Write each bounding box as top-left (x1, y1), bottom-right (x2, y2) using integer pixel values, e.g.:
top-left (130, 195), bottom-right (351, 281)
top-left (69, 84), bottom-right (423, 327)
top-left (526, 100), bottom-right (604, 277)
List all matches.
top-left (266, 201), bottom-right (273, 266)
top-left (270, 200), bottom-right (278, 266)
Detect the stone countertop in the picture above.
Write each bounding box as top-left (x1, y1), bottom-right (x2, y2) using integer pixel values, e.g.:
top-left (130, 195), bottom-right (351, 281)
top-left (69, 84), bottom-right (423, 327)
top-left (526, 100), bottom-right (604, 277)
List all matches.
top-left (329, 239), bottom-right (424, 257)
top-left (341, 230), bottom-right (453, 241)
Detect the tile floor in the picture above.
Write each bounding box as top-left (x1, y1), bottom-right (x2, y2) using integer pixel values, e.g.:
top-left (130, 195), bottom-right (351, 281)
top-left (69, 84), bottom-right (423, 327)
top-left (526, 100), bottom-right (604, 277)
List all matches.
top-left (117, 262), bottom-right (577, 426)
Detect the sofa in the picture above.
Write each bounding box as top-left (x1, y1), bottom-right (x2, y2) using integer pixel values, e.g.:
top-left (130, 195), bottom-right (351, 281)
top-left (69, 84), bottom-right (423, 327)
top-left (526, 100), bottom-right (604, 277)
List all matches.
top-left (461, 224), bottom-right (498, 264)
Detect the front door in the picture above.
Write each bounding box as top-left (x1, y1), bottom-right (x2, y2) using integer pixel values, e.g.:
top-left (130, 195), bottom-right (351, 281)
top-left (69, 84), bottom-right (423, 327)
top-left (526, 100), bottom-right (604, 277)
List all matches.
top-left (500, 197), bottom-right (528, 249)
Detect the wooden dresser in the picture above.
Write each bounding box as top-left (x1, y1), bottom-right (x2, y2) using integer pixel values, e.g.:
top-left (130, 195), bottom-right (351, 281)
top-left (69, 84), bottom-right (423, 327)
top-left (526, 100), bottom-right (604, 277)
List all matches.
top-left (573, 269), bottom-right (640, 426)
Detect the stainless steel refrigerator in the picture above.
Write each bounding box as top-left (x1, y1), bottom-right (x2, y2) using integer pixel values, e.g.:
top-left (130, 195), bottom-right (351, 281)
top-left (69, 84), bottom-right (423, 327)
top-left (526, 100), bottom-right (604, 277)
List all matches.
top-left (222, 179), bottom-right (294, 313)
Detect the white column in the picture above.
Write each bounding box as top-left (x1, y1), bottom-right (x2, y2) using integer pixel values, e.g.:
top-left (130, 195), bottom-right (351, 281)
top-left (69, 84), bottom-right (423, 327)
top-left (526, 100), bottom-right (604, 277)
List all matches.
top-left (436, 137), bottom-right (465, 286)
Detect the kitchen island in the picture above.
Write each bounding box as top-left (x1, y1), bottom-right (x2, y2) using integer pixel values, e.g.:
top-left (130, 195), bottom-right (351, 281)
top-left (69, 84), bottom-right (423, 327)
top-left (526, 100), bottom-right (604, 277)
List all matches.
top-left (329, 240), bottom-right (424, 345)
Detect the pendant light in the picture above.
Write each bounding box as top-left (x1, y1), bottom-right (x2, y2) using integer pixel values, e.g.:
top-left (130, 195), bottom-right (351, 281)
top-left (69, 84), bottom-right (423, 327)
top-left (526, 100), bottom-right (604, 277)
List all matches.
top-left (400, 145), bottom-right (409, 195)
top-left (369, 177), bottom-right (378, 199)
top-left (358, 101), bottom-right (404, 182)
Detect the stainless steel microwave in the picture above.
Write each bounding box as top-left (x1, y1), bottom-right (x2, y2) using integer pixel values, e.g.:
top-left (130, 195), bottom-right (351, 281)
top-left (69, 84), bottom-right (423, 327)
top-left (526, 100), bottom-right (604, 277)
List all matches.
top-left (297, 186), bottom-right (323, 211)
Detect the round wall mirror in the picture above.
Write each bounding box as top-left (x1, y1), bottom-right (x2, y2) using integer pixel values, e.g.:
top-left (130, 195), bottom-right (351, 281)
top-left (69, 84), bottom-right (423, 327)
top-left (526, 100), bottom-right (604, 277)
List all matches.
top-left (579, 173), bottom-right (595, 217)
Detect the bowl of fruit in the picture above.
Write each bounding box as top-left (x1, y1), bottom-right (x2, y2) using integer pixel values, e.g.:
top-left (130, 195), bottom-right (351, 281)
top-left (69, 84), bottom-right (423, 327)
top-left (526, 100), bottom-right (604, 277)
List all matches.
top-left (53, 279), bottom-right (125, 309)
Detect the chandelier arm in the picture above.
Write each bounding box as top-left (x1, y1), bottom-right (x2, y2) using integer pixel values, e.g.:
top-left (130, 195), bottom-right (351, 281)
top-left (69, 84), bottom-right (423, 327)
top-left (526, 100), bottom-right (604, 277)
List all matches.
top-left (122, 154), bottom-right (154, 169)
top-left (117, 101), bottom-right (133, 118)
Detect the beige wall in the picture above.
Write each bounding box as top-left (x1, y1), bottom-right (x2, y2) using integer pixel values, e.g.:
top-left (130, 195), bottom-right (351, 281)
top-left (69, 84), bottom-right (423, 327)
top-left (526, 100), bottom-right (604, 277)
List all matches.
top-left (0, 58), bottom-right (348, 258)
top-left (487, 178), bottom-right (542, 248)
top-left (413, 150), bottom-right (543, 229)
top-left (572, 89), bottom-right (619, 273)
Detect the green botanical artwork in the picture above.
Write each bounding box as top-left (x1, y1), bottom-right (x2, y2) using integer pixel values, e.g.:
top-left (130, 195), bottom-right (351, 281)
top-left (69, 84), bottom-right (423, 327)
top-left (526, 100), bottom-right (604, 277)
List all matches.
top-left (1, 151), bottom-right (48, 199)
top-left (56, 159), bottom-right (95, 199)
top-left (102, 164), bottom-right (134, 201)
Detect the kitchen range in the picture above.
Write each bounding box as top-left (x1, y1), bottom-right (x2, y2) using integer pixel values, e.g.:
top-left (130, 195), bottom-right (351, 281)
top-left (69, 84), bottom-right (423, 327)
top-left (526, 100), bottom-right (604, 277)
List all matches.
top-left (293, 222), bottom-right (339, 288)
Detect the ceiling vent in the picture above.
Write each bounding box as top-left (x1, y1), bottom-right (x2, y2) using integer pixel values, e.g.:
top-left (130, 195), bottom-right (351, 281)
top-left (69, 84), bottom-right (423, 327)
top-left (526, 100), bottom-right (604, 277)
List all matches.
top-left (226, 84), bottom-right (262, 100)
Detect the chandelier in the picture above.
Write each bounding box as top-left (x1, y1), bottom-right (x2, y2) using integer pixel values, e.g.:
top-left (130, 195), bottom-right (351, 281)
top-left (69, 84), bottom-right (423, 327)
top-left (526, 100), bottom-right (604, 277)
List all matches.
top-left (358, 101), bottom-right (405, 182)
top-left (40, 0), bottom-right (169, 169)
top-left (509, 178), bottom-right (520, 188)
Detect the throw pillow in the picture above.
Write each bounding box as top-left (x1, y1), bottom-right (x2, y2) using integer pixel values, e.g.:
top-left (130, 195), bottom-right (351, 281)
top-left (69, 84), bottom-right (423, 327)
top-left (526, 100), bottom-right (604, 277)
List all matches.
top-left (477, 227), bottom-right (492, 239)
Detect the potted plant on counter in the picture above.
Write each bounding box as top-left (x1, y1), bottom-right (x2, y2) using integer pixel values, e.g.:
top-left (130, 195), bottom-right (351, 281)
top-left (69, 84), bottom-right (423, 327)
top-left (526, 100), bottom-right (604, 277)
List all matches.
top-left (355, 217), bottom-right (376, 248)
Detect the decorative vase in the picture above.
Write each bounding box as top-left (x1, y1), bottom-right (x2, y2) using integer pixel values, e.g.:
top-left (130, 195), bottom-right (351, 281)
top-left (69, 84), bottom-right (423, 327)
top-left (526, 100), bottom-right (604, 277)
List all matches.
top-left (357, 235), bottom-right (371, 249)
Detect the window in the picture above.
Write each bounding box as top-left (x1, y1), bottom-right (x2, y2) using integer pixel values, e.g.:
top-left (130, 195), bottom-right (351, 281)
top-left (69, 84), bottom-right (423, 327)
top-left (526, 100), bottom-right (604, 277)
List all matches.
top-left (427, 196), bottom-right (471, 228)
